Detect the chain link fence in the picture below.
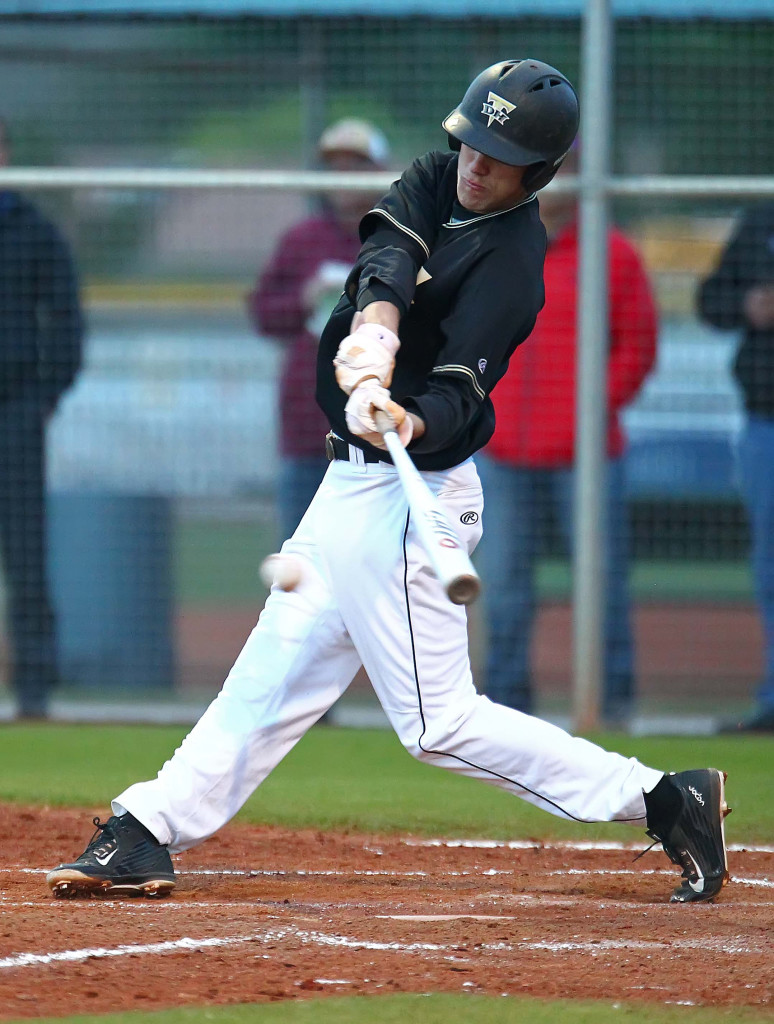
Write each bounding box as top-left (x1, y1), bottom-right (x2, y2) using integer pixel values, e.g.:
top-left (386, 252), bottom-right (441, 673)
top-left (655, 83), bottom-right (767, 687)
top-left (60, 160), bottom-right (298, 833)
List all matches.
top-left (0, 9), bottom-right (772, 729)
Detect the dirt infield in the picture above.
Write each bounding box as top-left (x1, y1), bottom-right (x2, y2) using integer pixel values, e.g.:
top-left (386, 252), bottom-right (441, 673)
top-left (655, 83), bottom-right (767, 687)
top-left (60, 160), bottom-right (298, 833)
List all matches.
top-left (1, 805), bottom-right (772, 1019)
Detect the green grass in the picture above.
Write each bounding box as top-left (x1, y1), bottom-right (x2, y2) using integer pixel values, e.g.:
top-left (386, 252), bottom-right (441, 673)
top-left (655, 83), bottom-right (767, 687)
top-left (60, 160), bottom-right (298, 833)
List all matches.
top-left (1, 724), bottom-right (771, 842)
top-left (537, 559), bottom-right (754, 603)
top-left (9, 994), bottom-right (774, 1024)
top-left (174, 519), bottom-right (755, 607)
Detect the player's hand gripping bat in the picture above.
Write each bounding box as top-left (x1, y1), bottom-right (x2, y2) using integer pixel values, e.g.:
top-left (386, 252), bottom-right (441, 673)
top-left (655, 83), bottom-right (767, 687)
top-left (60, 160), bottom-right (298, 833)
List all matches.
top-left (374, 410), bottom-right (481, 606)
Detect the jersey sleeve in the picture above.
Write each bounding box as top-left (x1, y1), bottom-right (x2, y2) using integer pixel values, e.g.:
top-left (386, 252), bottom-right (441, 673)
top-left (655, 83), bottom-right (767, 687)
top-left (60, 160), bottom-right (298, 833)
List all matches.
top-left (404, 241), bottom-right (545, 454)
top-left (345, 152), bottom-right (456, 316)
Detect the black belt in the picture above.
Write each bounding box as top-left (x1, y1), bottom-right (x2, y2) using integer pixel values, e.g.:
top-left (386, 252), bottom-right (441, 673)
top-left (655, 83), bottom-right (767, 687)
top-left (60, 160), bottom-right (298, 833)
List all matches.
top-left (325, 432), bottom-right (383, 464)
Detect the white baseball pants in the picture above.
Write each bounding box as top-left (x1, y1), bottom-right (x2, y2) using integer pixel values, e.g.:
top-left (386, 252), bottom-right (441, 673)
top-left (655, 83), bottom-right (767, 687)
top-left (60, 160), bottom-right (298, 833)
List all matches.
top-left (115, 453), bottom-right (662, 852)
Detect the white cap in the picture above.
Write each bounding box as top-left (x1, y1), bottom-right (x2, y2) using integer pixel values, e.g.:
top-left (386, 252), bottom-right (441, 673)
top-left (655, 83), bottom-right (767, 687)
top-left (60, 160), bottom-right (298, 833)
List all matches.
top-left (318, 118), bottom-right (391, 166)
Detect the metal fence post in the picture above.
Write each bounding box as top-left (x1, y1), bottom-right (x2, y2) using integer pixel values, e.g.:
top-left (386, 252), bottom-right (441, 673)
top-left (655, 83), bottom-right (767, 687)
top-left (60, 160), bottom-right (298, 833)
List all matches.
top-left (573, 0), bottom-right (613, 732)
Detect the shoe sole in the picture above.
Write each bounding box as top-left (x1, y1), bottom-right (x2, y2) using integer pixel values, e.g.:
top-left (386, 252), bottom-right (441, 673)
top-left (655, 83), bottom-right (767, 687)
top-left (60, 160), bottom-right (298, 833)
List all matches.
top-left (46, 868), bottom-right (175, 899)
top-left (670, 769), bottom-right (731, 904)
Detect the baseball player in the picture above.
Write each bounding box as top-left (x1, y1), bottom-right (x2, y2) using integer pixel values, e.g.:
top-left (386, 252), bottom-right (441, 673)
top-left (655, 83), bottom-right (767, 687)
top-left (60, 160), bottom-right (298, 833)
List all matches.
top-left (47, 60), bottom-right (729, 905)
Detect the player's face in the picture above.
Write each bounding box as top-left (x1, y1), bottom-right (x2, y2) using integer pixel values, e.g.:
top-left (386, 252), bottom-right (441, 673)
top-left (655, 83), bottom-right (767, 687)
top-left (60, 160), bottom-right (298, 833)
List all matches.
top-left (456, 144), bottom-right (528, 213)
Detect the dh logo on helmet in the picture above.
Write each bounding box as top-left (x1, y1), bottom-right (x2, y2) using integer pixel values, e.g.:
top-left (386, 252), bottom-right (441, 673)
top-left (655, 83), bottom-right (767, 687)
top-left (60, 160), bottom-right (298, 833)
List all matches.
top-left (481, 91), bottom-right (516, 128)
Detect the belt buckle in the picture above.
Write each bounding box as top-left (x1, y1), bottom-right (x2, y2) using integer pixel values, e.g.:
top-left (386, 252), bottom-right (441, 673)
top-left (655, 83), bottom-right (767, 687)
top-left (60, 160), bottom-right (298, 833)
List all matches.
top-left (324, 432), bottom-right (336, 462)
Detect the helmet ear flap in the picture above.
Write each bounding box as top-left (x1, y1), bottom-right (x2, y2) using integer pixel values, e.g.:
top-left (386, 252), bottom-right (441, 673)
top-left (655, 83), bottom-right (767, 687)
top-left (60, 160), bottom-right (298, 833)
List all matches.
top-left (523, 149), bottom-right (571, 193)
top-left (522, 161), bottom-right (553, 193)
top-left (446, 132), bottom-right (461, 153)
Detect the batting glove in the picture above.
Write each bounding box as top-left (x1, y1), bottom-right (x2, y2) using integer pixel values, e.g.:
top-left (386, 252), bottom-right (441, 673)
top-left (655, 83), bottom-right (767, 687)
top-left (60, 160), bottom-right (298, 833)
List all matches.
top-left (345, 382), bottom-right (414, 450)
top-left (334, 322), bottom-right (400, 395)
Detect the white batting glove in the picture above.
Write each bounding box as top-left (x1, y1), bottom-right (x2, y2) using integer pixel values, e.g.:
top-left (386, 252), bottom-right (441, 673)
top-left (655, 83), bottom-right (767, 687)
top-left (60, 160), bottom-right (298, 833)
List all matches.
top-left (345, 382), bottom-right (414, 450)
top-left (334, 322), bottom-right (400, 395)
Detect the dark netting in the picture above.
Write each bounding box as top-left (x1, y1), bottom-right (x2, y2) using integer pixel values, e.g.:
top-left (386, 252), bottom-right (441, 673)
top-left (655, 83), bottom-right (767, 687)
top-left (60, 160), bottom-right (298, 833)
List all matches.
top-left (0, 12), bottom-right (771, 729)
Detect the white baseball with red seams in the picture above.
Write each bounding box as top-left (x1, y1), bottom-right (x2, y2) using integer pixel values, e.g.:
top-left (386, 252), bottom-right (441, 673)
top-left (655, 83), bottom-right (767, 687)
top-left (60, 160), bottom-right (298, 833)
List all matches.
top-left (259, 553), bottom-right (304, 592)
top-left (113, 454), bottom-right (662, 853)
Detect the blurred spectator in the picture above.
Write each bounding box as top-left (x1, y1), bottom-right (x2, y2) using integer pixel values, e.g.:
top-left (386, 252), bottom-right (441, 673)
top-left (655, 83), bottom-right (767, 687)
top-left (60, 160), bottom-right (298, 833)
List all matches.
top-left (0, 119), bottom-right (85, 719)
top-left (247, 118), bottom-right (391, 543)
top-left (476, 147), bottom-right (657, 727)
top-left (698, 204), bottom-right (774, 733)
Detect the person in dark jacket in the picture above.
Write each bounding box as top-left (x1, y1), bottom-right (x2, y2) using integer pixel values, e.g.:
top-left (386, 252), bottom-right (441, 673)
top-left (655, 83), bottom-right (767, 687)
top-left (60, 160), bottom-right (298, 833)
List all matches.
top-left (698, 204), bottom-right (774, 732)
top-left (0, 120), bottom-right (84, 719)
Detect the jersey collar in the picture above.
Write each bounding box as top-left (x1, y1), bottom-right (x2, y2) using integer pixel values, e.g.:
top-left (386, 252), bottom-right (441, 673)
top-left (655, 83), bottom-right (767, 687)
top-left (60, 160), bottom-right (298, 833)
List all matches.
top-left (445, 193), bottom-right (537, 229)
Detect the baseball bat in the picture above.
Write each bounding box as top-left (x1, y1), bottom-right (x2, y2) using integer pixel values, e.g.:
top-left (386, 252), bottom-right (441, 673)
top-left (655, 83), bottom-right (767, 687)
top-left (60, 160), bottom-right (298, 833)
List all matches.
top-left (374, 411), bottom-right (481, 606)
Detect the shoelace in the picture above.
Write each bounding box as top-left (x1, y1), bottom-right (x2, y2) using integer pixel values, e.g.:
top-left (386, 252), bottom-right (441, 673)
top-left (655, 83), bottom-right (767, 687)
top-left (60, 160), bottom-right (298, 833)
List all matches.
top-left (635, 828), bottom-right (696, 881)
top-left (632, 833), bottom-right (662, 863)
top-left (86, 816), bottom-right (118, 860)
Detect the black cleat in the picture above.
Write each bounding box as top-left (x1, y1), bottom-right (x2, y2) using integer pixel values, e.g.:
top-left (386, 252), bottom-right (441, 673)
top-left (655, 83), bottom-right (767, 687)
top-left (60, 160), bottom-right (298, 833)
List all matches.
top-left (644, 769), bottom-right (730, 904)
top-left (47, 814), bottom-right (176, 899)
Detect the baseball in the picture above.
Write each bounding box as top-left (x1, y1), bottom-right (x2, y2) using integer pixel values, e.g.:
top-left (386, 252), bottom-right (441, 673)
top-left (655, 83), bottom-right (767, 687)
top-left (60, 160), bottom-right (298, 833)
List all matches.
top-left (259, 553), bottom-right (303, 592)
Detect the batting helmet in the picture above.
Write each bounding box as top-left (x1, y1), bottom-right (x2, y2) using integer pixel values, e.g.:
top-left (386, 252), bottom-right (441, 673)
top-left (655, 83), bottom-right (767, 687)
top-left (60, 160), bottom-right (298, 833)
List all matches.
top-left (442, 59), bottom-right (580, 193)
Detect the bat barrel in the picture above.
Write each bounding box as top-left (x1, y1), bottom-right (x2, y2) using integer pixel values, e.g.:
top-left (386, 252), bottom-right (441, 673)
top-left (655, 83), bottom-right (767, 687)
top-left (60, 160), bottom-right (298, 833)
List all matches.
top-left (446, 573), bottom-right (481, 606)
top-left (376, 414), bottom-right (482, 606)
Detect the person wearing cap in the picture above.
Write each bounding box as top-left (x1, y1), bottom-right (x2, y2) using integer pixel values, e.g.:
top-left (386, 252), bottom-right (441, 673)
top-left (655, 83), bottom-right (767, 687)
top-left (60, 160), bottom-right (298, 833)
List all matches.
top-left (477, 145), bottom-right (658, 727)
top-left (247, 118), bottom-right (391, 543)
top-left (49, 62), bottom-right (730, 910)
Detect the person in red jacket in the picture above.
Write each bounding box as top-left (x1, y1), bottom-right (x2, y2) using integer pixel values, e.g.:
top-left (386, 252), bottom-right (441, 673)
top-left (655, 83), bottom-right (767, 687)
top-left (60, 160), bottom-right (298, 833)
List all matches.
top-left (247, 119), bottom-right (391, 542)
top-left (476, 146), bottom-right (657, 726)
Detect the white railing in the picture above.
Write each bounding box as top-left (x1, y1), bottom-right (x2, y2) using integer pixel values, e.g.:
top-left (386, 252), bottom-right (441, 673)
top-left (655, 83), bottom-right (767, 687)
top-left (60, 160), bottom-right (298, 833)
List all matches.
top-left (1, 167), bottom-right (774, 197)
top-left (2, 148), bottom-right (773, 733)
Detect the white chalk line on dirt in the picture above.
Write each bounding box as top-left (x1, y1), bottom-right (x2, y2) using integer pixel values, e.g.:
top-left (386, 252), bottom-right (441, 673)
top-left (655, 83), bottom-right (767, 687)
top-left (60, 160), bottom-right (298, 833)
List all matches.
top-left (0, 899), bottom-right (246, 909)
top-left (2, 892), bottom-right (772, 912)
top-left (1, 921), bottom-right (769, 972)
top-left (549, 869), bottom-right (774, 889)
top-left (403, 839), bottom-right (774, 854)
top-left (4, 866), bottom-right (772, 894)
top-left (7, 863), bottom-right (774, 887)
top-left (0, 930), bottom-right (289, 970)
top-left (0, 926), bottom-right (463, 971)
top-left (7, 867), bottom-right (438, 878)
top-left (381, 914), bottom-right (518, 922)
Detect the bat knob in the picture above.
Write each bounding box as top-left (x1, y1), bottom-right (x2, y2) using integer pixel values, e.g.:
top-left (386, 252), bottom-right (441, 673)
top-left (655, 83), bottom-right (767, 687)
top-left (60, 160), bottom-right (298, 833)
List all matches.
top-left (374, 409), bottom-right (397, 435)
top-left (447, 574), bottom-right (481, 606)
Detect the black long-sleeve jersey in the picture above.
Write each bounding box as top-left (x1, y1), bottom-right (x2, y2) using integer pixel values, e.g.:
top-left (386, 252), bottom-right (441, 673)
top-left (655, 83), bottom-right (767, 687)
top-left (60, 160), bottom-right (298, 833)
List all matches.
top-left (697, 203), bottom-right (774, 418)
top-left (316, 150), bottom-right (547, 471)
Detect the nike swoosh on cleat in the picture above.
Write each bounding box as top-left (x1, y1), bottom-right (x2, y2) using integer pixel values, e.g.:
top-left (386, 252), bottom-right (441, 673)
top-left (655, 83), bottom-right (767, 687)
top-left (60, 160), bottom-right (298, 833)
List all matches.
top-left (94, 849), bottom-right (119, 866)
top-left (685, 851), bottom-right (705, 893)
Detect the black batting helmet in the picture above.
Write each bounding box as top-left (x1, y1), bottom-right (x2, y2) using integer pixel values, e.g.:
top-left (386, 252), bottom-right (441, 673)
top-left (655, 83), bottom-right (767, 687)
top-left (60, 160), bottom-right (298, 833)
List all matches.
top-left (442, 59), bottom-right (580, 193)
